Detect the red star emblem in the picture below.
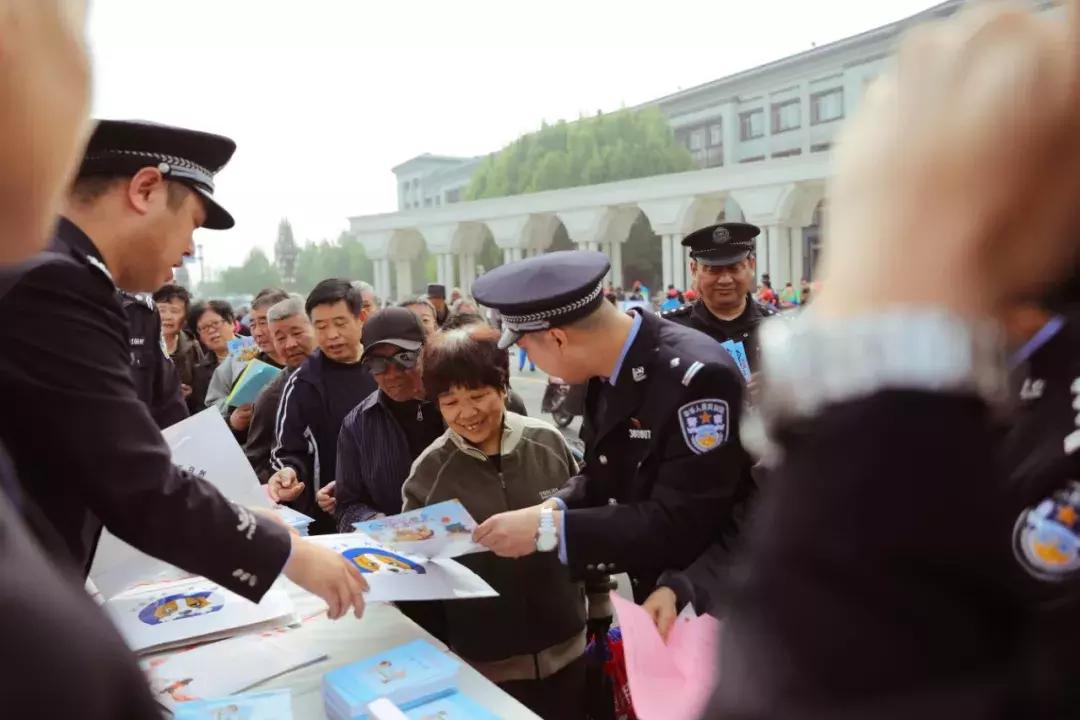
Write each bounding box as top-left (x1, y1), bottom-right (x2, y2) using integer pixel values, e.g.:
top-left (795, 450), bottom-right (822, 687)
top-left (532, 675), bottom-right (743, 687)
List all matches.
top-left (699, 411), bottom-right (712, 424)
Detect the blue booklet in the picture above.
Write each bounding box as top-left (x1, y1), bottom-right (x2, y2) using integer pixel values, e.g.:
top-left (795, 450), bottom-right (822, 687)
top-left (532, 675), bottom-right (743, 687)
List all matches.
top-left (322, 639), bottom-right (460, 719)
top-left (405, 692), bottom-right (499, 719)
top-left (226, 358), bottom-right (282, 407)
top-left (720, 340), bottom-right (752, 381)
top-left (227, 336), bottom-right (259, 362)
top-left (174, 688), bottom-right (292, 719)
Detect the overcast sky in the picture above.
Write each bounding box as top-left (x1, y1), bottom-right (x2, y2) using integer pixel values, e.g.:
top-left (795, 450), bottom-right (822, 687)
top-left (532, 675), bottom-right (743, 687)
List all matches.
top-left (86, 0), bottom-right (940, 281)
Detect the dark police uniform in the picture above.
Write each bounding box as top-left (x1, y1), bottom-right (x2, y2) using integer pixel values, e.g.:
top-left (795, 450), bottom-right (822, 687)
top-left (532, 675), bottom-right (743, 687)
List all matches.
top-left (998, 313), bottom-right (1080, 717)
top-left (661, 222), bottom-right (778, 374)
top-left (0, 120), bottom-right (290, 601)
top-left (0, 450), bottom-right (162, 719)
top-left (52, 224), bottom-right (187, 428)
top-left (708, 313), bottom-right (1037, 719)
top-left (473, 251), bottom-right (754, 603)
top-left (120, 290), bottom-right (188, 429)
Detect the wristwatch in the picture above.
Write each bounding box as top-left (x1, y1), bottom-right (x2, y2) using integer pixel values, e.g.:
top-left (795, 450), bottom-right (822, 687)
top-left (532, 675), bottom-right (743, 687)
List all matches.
top-left (536, 507), bottom-right (558, 553)
top-left (758, 308), bottom-right (1007, 431)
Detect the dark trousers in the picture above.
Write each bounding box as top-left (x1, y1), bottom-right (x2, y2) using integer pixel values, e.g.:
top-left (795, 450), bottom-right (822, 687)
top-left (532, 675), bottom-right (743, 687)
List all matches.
top-left (499, 655), bottom-right (587, 719)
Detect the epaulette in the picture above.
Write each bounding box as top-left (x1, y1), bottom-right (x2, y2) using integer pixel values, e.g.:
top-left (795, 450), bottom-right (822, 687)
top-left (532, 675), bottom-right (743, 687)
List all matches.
top-left (118, 290), bottom-right (155, 312)
top-left (659, 303), bottom-right (694, 319)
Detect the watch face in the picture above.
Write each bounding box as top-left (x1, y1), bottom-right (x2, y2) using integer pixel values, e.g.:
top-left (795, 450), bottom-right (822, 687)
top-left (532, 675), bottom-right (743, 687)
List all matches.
top-left (536, 533), bottom-right (557, 552)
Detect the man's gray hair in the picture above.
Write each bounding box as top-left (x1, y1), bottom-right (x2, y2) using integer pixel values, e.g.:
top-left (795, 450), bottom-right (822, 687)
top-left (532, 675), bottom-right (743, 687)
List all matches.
top-left (350, 280), bottom-right (375, 297)
top-left (267, 294), bottom-right (306, 323)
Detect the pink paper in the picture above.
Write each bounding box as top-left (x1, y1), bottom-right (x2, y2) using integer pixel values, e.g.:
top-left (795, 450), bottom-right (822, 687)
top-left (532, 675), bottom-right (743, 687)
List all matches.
top-left (610, 591), bottom-right (721, 720)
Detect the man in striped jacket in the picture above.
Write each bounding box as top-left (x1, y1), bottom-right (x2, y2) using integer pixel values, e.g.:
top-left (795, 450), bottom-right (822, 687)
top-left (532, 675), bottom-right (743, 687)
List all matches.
top-left (267, 279), bottom-right (376, 534)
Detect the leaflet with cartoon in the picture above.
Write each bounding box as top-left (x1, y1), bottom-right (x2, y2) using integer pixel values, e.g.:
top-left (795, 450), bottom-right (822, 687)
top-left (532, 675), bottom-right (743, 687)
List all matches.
top-left (104, 576), bottom-right (295, 654)
top-left (351, 499), bottom-right (486, 560)
top-left (306, 533), bottom-right (497, 603)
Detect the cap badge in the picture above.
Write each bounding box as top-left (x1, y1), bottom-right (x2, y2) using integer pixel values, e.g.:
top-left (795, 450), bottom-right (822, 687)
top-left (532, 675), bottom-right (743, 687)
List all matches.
top-left (712, 226), bottom-right (732, 244)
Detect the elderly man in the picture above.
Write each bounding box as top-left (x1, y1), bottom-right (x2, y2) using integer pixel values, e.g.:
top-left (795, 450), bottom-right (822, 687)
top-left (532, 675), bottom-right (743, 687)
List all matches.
top-left (205, 287), bottom-right (288, 434)
top-left (333, 307), bottom-right (443, 528)
top-left (244, 295), bottom-right (317, 483)
top-left (401, 298), bottom-right (438, 337)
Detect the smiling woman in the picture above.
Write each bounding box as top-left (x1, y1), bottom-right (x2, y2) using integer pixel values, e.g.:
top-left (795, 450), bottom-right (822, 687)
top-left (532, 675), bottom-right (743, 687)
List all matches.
top-left (401, 324), bottom-right (587, 718)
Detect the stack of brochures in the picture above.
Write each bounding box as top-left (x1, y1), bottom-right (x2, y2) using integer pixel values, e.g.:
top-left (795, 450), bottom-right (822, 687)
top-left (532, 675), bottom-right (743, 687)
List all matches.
top-left (226, 358), bottom-right (281, 407)
top-left (322, 640), bottom-right (462, 720)
top-left (173, 688), bottom-right (292, 719)
top-left (273, 505), bottom-right (315, 536)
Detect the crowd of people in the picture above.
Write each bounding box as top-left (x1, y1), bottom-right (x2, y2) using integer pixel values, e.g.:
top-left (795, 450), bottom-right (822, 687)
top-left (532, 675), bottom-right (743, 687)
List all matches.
top-left (4, 1), bottom-right (1080, 719)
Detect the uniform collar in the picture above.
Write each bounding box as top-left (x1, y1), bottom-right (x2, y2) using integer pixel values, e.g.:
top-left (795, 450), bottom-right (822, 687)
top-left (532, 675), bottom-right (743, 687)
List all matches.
top-left (607, 311), bottom-right (644, 386)
top-left (55, 216), bottom-right (115, 285)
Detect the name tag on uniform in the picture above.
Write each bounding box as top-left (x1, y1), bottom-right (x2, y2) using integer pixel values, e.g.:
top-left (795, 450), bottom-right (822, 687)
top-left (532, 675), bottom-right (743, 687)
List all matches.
top-left (130, 337), bottom-right (146, 346)
top-left (629, 428), bottom-right (651, 440)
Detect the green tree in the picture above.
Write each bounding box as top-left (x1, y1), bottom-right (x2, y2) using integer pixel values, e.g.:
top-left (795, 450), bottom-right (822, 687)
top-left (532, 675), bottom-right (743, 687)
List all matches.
top-left (466, 107), bottom-right (693, 200)
top-left (218, 248), bottom-right (282, 295)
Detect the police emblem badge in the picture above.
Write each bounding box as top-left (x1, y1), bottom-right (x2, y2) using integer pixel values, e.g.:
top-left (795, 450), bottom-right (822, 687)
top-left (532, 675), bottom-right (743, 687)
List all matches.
top-left (1013, 481), bottom-right (1080, 581)
top-left (712, 226), bottom-right (732, 244)
top-left (678, 399), bottom-right (729, 454)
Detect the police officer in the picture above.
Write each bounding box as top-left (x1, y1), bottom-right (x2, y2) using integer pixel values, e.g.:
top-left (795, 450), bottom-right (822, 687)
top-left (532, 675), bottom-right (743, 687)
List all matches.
top-left (661, 222), bottom-right (778, 374)
top-left (0, 119), bottom-right (366, 621)
top-left (996, 303), bottom-right (1080, 716)
top-left (121, 290), bottom-right (187, 428)
top-left (471, 251), bottom-right (754, 603)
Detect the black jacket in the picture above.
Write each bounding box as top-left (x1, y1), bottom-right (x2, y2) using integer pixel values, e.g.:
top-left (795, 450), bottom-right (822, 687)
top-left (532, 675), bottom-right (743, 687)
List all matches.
top-left (711, 392), bottom-right (1026, 719)
top-left (661, 295), bottom-right (778, 374)
top-left (244, 367), bottom-right (291, 483)
top-left (119, 289), bottom-right (188, 429)
top-left (0, 446), bottom-right (161, 719)
top-left (0, 218), bottom-right (291, 600)
top-left (270, 348), bottom-right (375, 533)
top-left (557, 309), bottom-right (754, 602)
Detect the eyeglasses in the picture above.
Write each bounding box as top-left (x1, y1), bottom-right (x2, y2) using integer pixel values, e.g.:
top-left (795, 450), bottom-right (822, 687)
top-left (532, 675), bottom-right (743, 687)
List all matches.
top-left (197, 318), bottom-right (226, 334)
top-left (363, 350), bottom-right (419, 375)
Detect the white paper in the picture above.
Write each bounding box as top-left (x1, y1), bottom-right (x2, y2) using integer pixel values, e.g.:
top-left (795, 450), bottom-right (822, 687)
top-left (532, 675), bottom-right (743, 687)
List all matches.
top-left (307, 534), bottom-right (497, 602)
top-left (90, 409), bottom-right (273, 599)
top-left (141, 626), bottom-right (325, 709)
top-left (352, 500), bottom-right (487, 560)
top-left (104, 577), bottom-right (295, 654)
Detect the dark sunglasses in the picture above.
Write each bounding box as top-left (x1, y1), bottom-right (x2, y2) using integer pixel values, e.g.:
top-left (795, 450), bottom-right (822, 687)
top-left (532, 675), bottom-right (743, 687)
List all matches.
top-left (363, 350), bottom-right (420, 375)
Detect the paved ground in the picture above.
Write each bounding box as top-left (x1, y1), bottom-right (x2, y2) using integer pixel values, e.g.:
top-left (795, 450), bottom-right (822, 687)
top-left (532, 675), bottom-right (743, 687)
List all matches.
top-left (506, 352), bottom-right (584, 442)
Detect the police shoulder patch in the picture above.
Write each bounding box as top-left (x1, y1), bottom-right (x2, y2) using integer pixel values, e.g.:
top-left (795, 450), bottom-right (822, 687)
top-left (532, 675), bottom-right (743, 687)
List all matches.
top-left (678, 399), bottom-right (729, 455)
top-left (1013, 481), bottom-right (1080, 581)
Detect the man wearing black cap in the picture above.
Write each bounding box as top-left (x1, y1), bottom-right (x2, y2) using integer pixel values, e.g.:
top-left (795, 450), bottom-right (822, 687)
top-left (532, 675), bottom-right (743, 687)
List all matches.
top-left (662, 222), bottom-right (779, 375)
top-left (0, 119), bottom-right (367, 623)
top-left (427, 283), bottom-right (450, 327)
top-left (470, 251), bottom-right (754, 603)
top-left (334, 307), bottom-right (442, 529)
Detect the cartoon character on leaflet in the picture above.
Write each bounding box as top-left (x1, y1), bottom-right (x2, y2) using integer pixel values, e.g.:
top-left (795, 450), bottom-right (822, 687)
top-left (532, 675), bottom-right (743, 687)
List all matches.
top-left (1015, 482), bottom-right (1080, 580)
top-left (343, 547), bottom-right (426, 574)
top-left (138, 590), bottom-right (225, 626)
top-left (393, 524), bottom-right (435, 542)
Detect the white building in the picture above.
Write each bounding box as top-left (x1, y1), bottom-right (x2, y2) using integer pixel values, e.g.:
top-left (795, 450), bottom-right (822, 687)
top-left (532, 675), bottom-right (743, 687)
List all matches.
top-left (352, 0), bottom-right (1055, 302)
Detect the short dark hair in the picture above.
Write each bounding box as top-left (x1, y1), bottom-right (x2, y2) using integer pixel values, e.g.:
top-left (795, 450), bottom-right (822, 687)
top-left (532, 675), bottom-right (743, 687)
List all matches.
top-left (152, 283), bottom-right (191, 311)
top-left (421, 324), bottom-right (509, 399)
top-left (187, 299), bottom-right (235, 335)
top-left (305, 279), bottom-right (365, 317)
top-left (252, 287), bottom-right (290, 311)
top-left (440, 312), bottom-right (484, 331)
top-left (72, 174), bottom-right (189, 210)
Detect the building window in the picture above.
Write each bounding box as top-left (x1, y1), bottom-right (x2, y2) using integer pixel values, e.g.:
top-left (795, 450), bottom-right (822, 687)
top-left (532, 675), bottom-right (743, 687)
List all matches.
top-left (739, 110), bottom-right (764, 140)
top-left (689, 128), bottom-right (706, 151)
top-left (423, 197), bottom-right (432, 207)
top-left (445, 188), bottom-right (461, 204)
top-left (771, 99), bottom-right (801, 133)
top-left (811, 142), bottom-right (832, 153)
top-left (708, 122), bottom-right (723, 147)
top-left (811, 88), bottom-right (844, 124)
